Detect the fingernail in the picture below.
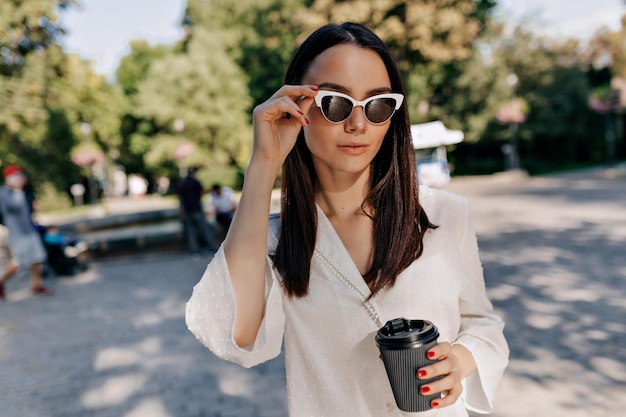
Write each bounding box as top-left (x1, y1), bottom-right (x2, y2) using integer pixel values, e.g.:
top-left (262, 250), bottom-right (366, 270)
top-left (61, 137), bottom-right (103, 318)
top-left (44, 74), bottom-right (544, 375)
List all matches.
top-left (297, 110), bottom-right (304, 115)
top-left (427, 351), bottom-right (435, 358)
top-left (432, 401), bottom-right (439, 407)
top-left (417, 370), bottom-right (427, 378)
top-left (304, 117), bottom-right (310, 126)
top-left (420, 386), bottom-right (430, 394)
top-left (310, 84), bottom-right (319, 91)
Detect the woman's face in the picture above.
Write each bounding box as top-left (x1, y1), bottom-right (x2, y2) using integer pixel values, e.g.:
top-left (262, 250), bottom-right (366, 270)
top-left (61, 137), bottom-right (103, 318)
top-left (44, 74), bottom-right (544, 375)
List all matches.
top-left (301, 44), bottom-right (393, 182)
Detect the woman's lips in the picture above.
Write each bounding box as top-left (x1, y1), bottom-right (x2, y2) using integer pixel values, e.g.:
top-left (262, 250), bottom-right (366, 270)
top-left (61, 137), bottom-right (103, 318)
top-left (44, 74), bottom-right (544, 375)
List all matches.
top-left (337, 142), bottom-right (369, 155)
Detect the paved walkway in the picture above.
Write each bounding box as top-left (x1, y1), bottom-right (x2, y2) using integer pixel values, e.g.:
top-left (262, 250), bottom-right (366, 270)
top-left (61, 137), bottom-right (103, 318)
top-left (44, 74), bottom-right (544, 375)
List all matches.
top-left (1, 166), bottom-right (625, 417)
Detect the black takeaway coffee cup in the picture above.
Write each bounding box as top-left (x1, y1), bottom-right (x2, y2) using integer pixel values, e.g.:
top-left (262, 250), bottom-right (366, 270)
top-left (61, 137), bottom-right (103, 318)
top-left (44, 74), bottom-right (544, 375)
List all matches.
top-left (375, 318), bottom-right (442, 412)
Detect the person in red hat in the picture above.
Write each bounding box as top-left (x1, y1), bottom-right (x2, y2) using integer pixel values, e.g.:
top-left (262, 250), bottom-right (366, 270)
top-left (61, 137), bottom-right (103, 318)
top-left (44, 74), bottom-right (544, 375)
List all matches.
top-left (0, 164), bottom-right (52, 297)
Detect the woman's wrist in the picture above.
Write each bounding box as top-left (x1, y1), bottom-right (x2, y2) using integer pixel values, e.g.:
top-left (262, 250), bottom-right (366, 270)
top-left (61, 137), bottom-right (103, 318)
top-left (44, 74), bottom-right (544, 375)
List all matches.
top-left (450, 343), bottom-right (477, 380)
top-left (246, 156), bottom-right (282, 186)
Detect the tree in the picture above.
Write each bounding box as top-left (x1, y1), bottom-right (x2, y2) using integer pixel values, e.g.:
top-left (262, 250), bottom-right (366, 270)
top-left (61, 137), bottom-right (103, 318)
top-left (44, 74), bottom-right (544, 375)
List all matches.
top-left (586, 15), bottom-right (626, 164)
top-left (0, 0), bottom-right (133, 206)
top-left (0, 0), bottom-right (87, 202)
top-left (587, 16), bottom-right (626, 79)
top-left (133, 29), bottom-right (251, 174)
top-left (184, 0), bottom-right (304, 109)
top-left (0, 0), bottom-right (76, 76)
top-left (467, 25), bottom-right (600, 173)
top-left (116, 40), bottom-right (172, 98)
top-left (115, 41), bottom-right (175, 177)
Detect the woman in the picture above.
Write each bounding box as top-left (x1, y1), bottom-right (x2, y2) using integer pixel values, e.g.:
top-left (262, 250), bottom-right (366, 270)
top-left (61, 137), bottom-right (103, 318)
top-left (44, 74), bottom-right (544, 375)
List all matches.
top-left (186, 22), bottom-right (508, 416)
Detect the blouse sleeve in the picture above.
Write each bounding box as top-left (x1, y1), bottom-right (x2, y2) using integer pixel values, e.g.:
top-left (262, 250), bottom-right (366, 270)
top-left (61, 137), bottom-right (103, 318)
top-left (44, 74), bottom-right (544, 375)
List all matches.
top-left (453, 198), bottom-right (510, 413)
top-left (185, 245), bottom-right (286, 369)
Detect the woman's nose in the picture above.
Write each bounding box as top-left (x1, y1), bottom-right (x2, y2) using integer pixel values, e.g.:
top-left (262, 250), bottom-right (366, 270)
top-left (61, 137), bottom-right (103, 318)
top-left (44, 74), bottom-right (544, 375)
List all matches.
top-left (344, 105), bottom-right (367, 133)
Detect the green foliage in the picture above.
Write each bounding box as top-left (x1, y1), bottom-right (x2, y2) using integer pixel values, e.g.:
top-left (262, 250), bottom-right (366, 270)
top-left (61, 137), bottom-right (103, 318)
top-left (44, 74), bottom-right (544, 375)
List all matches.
top-left (0, 0), bottom-right (129, 199)
top-left (0, 0), bottom-right (76, 76)
top-left (587, 16), bottom-right (626, 79)
top-left (294, 0), bottom-right (490, 75)
top-left (133, 29), bottom-right (252, 170)
top-left (2, 0), bottom-right (625, 202)
top-left (184, 0), bottom-right (303, 108)
top-left (196, 165), bottom-right (243, 191)
top-left (35, 181), bottom-right (73, 212)
top-left (455, 23), bottom-right (608, 173)
top-left (116, 40), bottom-right (172, 98)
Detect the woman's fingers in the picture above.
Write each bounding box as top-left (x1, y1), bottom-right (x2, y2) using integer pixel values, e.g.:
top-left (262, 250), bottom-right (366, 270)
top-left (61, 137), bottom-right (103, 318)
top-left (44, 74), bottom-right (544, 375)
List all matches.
top-left (426, 341), bottom-right (451, 360)
top-left (250, 84), bottom-right (318, 162)
top-left (415, 342), bottom-right (464, 408)
top-left (268, 84), bottom-right (318, 102)
top-left (255, 96), bottom-right (309, 126)
top-left (254, 84), bottom-right (318, 126)
top-left (429, 382), bottom-right (463, 409)
top-left (418, 364), bottom-right (463, 395)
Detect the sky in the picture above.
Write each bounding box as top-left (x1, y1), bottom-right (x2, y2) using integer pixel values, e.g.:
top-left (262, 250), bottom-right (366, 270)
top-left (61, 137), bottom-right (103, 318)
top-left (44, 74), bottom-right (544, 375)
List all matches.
top-left (59, 0), bottom-right (625, 78)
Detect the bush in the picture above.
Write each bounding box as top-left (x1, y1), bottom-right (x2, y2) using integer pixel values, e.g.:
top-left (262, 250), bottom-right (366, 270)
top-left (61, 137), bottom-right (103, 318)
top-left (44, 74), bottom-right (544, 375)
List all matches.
top-left (196, 165), bottom-right (243, 190)
top-left (36, 182), bottom-right (72, 212)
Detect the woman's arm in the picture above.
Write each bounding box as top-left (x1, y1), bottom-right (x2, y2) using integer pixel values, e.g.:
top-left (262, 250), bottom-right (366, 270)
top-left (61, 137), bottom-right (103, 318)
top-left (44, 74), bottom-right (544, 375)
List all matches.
top-left (221, 84), bottom-right (318, 347)
top-left (223, 159), bottom-right (281, 347)
top-left (416, 195), bottom-right (508, 411)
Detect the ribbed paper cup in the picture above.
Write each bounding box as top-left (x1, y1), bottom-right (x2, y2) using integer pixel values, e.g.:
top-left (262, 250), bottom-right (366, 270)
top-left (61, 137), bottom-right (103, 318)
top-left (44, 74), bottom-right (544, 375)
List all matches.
top-left (376, 318), bottom-right (441, 412)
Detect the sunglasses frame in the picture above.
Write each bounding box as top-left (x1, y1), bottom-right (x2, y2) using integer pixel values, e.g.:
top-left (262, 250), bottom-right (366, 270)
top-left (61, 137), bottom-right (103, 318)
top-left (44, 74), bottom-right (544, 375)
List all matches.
top-left (313, 90), bottom-right (404, 125)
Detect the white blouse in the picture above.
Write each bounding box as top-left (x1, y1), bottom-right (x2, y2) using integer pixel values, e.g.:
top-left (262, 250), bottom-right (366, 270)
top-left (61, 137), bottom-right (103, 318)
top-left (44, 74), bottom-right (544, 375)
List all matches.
top-left (186, 187), bottom-right (509, 417)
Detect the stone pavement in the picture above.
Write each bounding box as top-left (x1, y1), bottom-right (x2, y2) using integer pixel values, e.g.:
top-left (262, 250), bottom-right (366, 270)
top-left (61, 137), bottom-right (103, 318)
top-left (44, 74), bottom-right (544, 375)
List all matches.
top-left (447, 167), bottom-right (626, 417)
top-left (1, 166), bottom-right (625, 417)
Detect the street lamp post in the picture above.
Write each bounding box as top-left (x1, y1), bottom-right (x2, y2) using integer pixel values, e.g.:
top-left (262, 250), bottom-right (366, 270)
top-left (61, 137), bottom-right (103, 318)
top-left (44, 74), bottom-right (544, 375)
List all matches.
top-left (496, 74), bottom-right (527, 171)
top-left (506, 74), bottom-right (520, 171)
top-left (173, 118), bottom-right (188, 177)
top-left (80, 123), bottom-right (99, 204)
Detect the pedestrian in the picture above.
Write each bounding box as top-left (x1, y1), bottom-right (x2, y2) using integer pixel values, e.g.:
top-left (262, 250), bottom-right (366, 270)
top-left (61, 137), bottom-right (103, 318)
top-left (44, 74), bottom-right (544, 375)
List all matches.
top-left (176, 167), bottom-right (217, 254)
top-left (0, 165), bottom-right (51, 296)
top-left (209, 183), bottom-right (233, 232)
top-left (186, 22), bottom-right (508, 416)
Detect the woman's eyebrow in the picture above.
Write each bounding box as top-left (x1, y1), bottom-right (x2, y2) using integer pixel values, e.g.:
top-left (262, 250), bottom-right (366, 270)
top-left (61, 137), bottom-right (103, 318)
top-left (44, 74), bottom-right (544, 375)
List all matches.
top-left (317, 82), bottom-right (348, 92)
top-left (317, 82), bottom-right (393, 95)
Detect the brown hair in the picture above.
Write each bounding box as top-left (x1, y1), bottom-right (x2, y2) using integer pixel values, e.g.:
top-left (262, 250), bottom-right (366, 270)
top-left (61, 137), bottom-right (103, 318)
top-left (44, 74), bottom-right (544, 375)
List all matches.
top-left (273, 22), bottom-right (436, 299)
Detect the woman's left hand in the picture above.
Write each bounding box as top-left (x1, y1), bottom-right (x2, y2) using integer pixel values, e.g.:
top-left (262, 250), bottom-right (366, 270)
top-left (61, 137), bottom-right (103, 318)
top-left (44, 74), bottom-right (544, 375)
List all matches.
top-left (416, 342), bottom-right (476, 409)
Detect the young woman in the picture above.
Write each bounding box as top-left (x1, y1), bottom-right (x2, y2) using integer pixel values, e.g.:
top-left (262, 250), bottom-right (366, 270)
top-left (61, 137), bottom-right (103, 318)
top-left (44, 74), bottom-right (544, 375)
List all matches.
top-left (186, 22), bottom-right (508, 416)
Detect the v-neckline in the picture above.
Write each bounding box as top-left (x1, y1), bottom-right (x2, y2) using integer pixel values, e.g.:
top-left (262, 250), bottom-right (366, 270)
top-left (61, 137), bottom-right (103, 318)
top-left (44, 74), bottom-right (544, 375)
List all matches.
top-left (315, 204), bottom-right (373, 298)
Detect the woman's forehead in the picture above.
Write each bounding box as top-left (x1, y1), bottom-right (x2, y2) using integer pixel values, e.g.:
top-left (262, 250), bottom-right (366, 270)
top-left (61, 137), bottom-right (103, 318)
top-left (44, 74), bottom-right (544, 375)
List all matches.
top-left (303, 44), bottom-right (391, 95)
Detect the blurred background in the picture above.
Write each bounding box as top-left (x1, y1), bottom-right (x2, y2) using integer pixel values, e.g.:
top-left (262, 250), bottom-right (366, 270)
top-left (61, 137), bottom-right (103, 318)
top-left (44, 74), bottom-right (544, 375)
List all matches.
top-left (1, 2), bottom-right (625, 417)
top-left (1, 0), bottom-right (625, 211)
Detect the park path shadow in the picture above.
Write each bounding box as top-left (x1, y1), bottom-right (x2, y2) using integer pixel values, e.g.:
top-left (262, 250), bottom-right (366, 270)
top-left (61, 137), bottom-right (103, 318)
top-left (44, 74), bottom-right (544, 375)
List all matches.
top-left (462, 174), bottom-right (626, 416)
top-left (0, 251), bottom-right (288, 417)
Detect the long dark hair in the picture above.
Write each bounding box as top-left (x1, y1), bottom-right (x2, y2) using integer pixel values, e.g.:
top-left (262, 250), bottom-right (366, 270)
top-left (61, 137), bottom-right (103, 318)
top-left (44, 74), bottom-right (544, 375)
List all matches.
top-left (274, 22), bottom-right (436, 299)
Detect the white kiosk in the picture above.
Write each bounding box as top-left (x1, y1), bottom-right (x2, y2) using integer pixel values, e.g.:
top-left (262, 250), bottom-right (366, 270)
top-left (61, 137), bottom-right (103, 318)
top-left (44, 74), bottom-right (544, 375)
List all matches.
top-left (410, 121), bottom-right (464, 188)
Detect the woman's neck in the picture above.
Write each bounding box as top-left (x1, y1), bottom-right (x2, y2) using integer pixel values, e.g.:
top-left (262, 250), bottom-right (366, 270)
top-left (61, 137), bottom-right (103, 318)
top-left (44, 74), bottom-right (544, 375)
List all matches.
top-left (315, 169), bottom-right (371, 220)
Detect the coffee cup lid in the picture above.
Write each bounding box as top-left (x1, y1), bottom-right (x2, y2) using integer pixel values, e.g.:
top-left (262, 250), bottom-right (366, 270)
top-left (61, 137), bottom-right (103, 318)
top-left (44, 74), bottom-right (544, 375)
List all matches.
top-left (375, 318), bottom-right (439, 348)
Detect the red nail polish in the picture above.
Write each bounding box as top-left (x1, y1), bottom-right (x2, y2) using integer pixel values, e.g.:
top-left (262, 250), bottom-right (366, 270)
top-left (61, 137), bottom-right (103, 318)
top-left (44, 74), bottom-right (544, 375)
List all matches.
top-left (432, 401), bottom-right (439, 407)
top-left (427, 351), bottom-right (435, 358)
top-left (304, 117), bottom-right (310, 126)
top-left (418, 370), bottom-right (427, 378)
top-left (297, 110), bottom-right (304, 115)
top-left (420, 386), bottom-right (430, 394)
top-left (310, 84), bottom-right (319, 91)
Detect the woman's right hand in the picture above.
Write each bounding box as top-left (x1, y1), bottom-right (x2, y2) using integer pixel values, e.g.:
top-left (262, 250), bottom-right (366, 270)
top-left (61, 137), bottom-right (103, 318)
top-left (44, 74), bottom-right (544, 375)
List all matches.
top-left (251, 84), bottom-right (318, 165)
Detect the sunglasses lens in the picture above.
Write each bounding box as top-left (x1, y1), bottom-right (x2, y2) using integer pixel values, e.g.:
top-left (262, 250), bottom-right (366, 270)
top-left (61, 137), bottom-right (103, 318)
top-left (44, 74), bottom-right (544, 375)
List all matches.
top-left (365, 98), bottom-right (397, 124)
top-left (320, 96), bottom-right (354, 122)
